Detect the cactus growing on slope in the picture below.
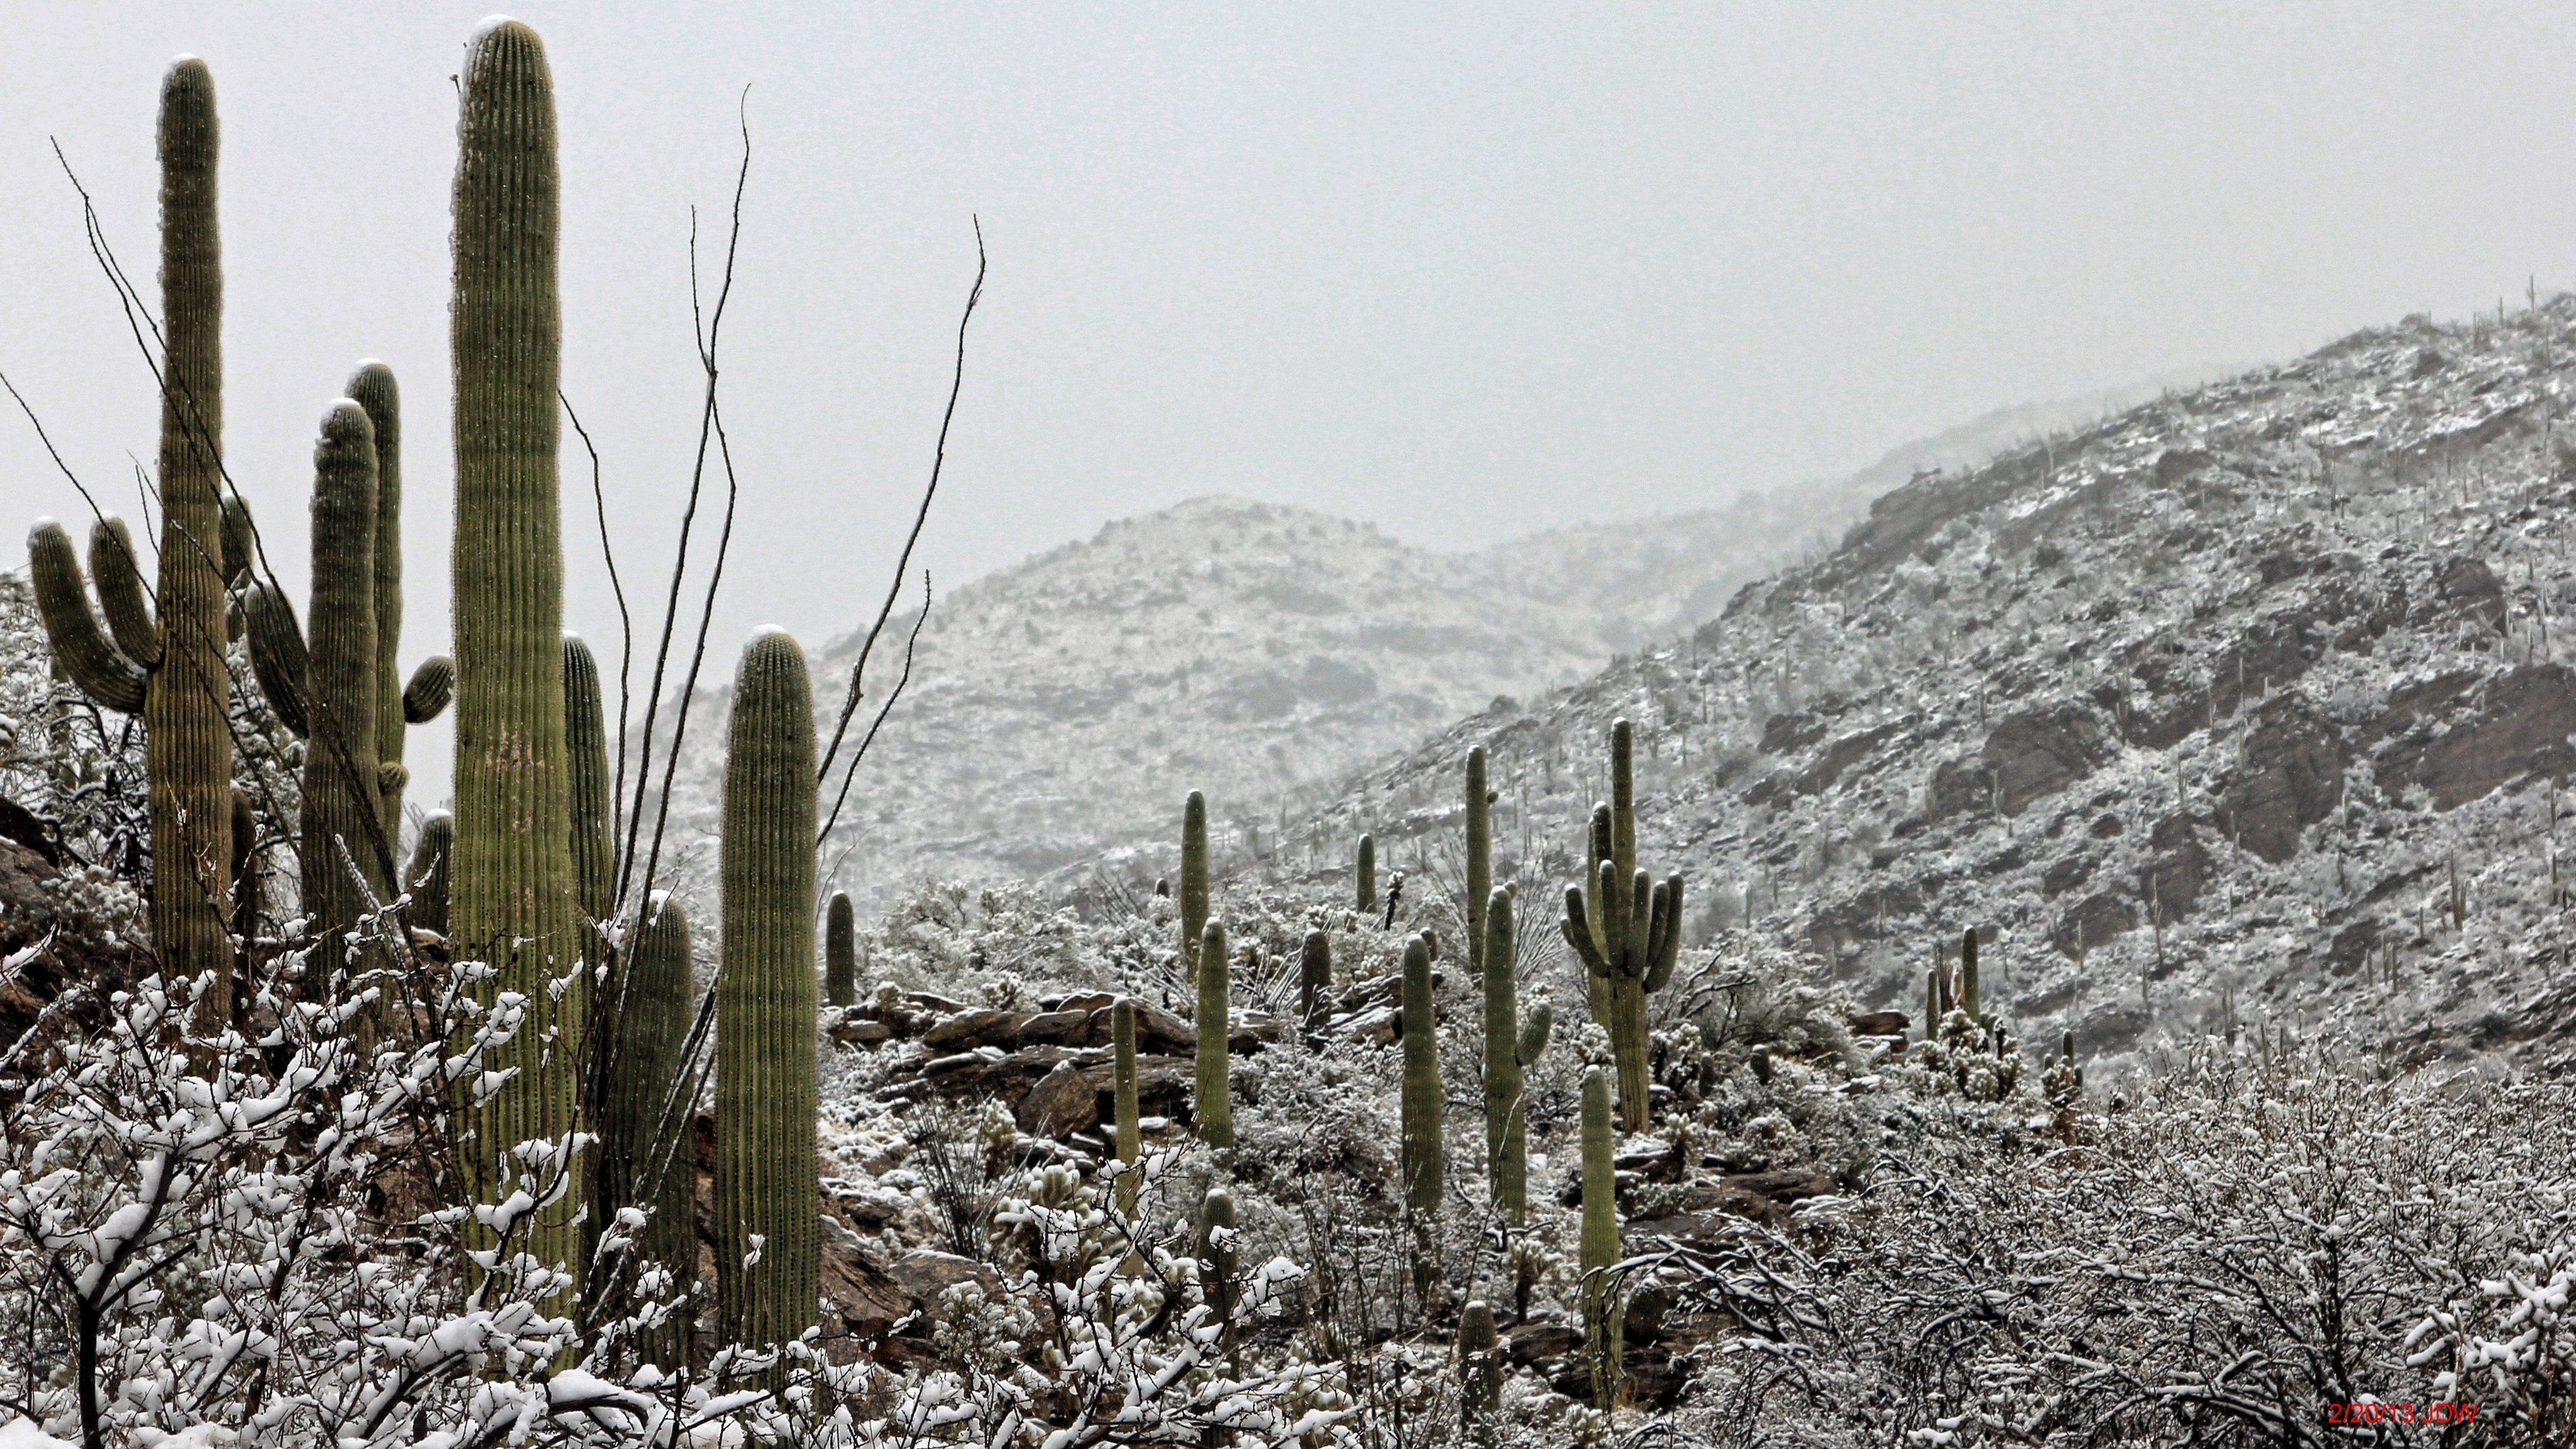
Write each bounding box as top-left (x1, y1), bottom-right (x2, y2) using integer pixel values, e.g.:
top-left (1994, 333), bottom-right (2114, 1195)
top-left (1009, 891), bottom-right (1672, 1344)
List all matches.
top-left (714, 628), bottom-right (821, 1358)
top-left (1460, 1300), bottom-right (1501, 1448)
top-left (1401, 934), bottom-right (1442, 1218)
top-left (596, 892), bottom-right (698, 1370)
top-left (1579, 1065), bottom-right (1623, 1409)
top-left (1298, 928), bottom-right (1331, 1040)
top-left (1560, 720), bottom-right (1682, 1129)
top-left (1113, 996), bottom-right (1142, 1215)
top-left (825, 890), bottom-right (857, 1008)
top-left (1464, 747), bottom-right (1491, 975)
top-left (23, 58), bottom-right (236, 1022)
top-left (1194, 920), bottom-right (1232, 1152)
top-left (1960, 926), bottom-right (1983, 1024)
top-left (449, 17), bottom-right (583, 1286)
top-left (1181, 790), bottom-right (1209, 985)
top-left (1356, 833), bottom-right (1376, 915)
top-left (1480, 888), bottom-right (1548, 1226)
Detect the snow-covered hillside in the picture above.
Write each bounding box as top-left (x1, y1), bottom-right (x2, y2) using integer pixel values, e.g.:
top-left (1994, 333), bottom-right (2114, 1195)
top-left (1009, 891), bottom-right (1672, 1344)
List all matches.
top-left (1298, 304), bottom-right (2576, 1081)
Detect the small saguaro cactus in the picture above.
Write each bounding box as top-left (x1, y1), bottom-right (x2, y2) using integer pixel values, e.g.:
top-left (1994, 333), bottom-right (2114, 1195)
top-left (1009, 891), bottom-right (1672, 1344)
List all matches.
top-left (1464, 747), bottom-right (1491, 975)
top-left (1112, 997), bottom-right (1142, 1214)
top-left (294, 401), bottom-right (390, 1016)
top-left (1199, 1187), bottom-right (1240, 1327)
top-left (1400, 934), bottom-right (1442, 1217)
top-left (21, 60), bottom-right (239, 1026)
top-left (1194, 920), bottom-right (1232, 1152)
top-left (1460, 1299), bottom-right (1501, 1448)
top-left (1356, 833), bottom-right (1377, 914)
top-left (1960, 926), bottom-right (1982, 1023)
top-left (824, 890), bottom-right (857, 1008)
top-left (405, 811), bottom-right (453, 938)
top-left (564, 635), bottom-right (614, 938)
top-left (1579, 1065), bottom-right (1623, 1409)
top-left (1560, 720), bottom-right (1682, 1129)
top-left (714, 629), bottom-right (821, 1359)
top-left (1298, 928), bottom-right (1332, 1040)
top-left (596, 892), bottom-right (698, 1370)
top-left (1481, 888), bottom-right (1549, 1226)
top-left (1181, 790), bottom-right (1210, 985)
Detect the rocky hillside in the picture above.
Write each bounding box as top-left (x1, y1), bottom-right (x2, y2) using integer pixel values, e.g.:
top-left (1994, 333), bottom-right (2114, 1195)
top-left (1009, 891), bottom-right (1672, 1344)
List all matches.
top-left (1295, 303), bottom-right (2576, 1081)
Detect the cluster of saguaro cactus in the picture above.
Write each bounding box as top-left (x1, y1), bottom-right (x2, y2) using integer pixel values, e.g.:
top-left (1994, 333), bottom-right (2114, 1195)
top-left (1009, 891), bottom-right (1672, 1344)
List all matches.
top-left (24, 58), bottom-right (237, 1024)
top-left (1195, 920), bottom-right (1232, 1152)
top-left (1578, 1065), bottom-right (1623, 1408)
top-left (1480, 889), bottom-right (1550, 1228)
top-left (825, 890), bottom-right (857, 1007)
top-left (714, 629), bottom-right (822, 1357)
top-left (448, 17), bottom-right (585, 1289)
top-left (1181, 790), bottom-right (1209, 984)
top-left (1560, 720), bottom-right (1683, 1129)
top-left (597, 892), bottom-right (698, 1369)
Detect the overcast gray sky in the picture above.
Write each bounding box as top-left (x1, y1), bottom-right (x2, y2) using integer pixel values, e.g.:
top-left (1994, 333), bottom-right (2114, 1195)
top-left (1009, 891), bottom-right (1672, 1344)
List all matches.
top-left (7, 2), bottom-right (2576, 808)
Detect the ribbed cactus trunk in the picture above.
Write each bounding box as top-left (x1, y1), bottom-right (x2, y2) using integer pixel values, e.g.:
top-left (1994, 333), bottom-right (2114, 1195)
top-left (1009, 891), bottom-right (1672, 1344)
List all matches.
top-left (1464, 747), bottom-right (1489, 976)
top-left (150, 57), bottom-right (234, 1027)
top-left (1193, 920), bottom-right (1231, 1152)
top-left (1479, 890), bottom-right (1525, 1223)
top-left (1960, 926), bottom-right (1982, 1023)
top-left (1460, 1300), bottom-right (1501, 1448)
top-left (599, 892), bottom-right (698, 1371)
top-left (564, 635), bottom-right (614, 933)
top-left (1605, 723), bottom-right (1645, 1128)
top-left (1297, 928), bottom-right (1330, 1040)
top-left (1579, 1066), bottom-right (1623, 1409)
top-left (824, 890), bottom-right (856, 1007)
top-left (1181, 790), bottom-right (1208, 986)
top-left (714, 629), bottom-right (820, 1358)
top-left (1401, 934), bottom-right (1442, 1302)
top-left (407, 811), bottom-right (453, 938)
top-left (346, 362), bottom-right (410, 833)
top-left (1112, 996), bottom-right (1142, 1215)
top-left (450, 17), bottom-right (582, 1291)
top-left (1356, 833), bottom-right (1376, 914)
top-left (297, 402), bottom-right (387, 1024)
top-left (1561, 721), bottom-right (1682, 1131)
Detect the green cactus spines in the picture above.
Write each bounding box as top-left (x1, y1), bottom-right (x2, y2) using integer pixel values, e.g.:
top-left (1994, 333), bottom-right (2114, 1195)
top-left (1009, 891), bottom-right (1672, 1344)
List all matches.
top-left (243, 581), bottom-right (311, 737)
top-left (1465, 747), bottom-right (1491, 975)
top-left (146, 56), bottom-right (236, 1025)
top-left (297, 401), bottom-right (389, 1013)
top-left (27, 521), bottom-right (148, 714)
top-left (344, 361), bottom-right (450, 830)
top-left (1460, 1299), bottom-right (1501, 1448)
top-left (1193, 919), bottom-right (1232, 1152)
top-left (1960, 926), bottom-right (1982, 1023)
top-left (403, 655), bottom-right (455, 723)
top-left (1298, 928), bottom-right (1331, 1039)
top-left (1560, 721), bottom-right (1682, 1130)
top-left (824, 890), bottom-right (857, 1008)
top-left (1579, 1065), bottom-right (1623, 1408)
top-left (563, 635), bottom-right (614, 935)
top-left (1401, 935), bottom-right (1442, 1217)
top-left (451, 17), bottom-right (582, 1287)
top-left (714, 629), bottom-right (821, 1356)
top-left (407, 810), bottom-right (453, 938)
top-left (1112, 996), bottom-right (1142, 1214)
top-left (1181, 790), bottom-right (1209, 985)
top-left (1518, 999), bottom-right (1553, 1073)
top-left (89, 518), bottom-right (160, 669)
top-left (599, 892), bottom-right (698, 1370)
top-left (219, 493), bottom-right (252, 588)
top-left (1481, 888), bottom-right (1532, 1225)
top-left (1356, 833), bottom-right (1376, 914)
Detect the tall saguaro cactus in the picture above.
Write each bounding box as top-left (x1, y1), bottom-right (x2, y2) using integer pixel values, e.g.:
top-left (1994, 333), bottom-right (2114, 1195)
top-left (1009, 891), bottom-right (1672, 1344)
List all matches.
top-left (824, 890), bottom-right (857, 1008)
top-left (344, 362), bottom-right (455, 830)
top-left (1464, 747), bottom-right (1491, 975)
top-left (1579, 1065), bottom-right (1623, 1409)
top-left (1181, 791), bottom-right (1209, 985)
top-left (1560, 720), bottom-right (1682, 1130)
top-left (715, 629), bottom-right (821, 1357)
top-left (1356, 833), bottom-right (1377, 915)
top-left (1959, 926), bottom-right (1982, 1024)
top-left (296, 402), bottom-right (389, 1016)
top-left (598, 892), bottom-right (698, 1370)
top-left (450, 17), bottom-right (582, 1281)
top-left (1481, 888), bottom-right (1548, 1225)
top-left (25, 58), bottom-right (235, 1023)
top-left (1400, 934), bottom-right (1442, 1216)
top-left (1112, 997), bottom-right (1142, 1214)
top-left (1194, 920), bottom-right (1232, 1152)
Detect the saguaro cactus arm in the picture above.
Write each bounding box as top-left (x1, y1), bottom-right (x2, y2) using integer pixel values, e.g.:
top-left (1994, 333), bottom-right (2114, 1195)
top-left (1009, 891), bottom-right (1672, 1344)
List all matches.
top-left (243, 582), bottom-right (311, 738)
top-left (403, 655), bottom-right (453, 723)
top-left (28, 521), bottom-right (149, 714)
top-left (89, 517), bottom-right (161, 669)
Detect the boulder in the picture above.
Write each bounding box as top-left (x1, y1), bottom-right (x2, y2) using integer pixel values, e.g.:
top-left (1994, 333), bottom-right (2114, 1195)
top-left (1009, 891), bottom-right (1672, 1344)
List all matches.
top-left (922, 1008), bottom-right (1028, 1053)
top-left (2051, 891), bottom-right (2138, 957)
top-left (2218, 698), bottom-right (2342, 863)
top-left (890, 1249), bottom-right (1004, 1309)
top-left (1016, 1008), bottom-right (1091, 1046)
top-left (2379, 664), bottom-right (2576, 810)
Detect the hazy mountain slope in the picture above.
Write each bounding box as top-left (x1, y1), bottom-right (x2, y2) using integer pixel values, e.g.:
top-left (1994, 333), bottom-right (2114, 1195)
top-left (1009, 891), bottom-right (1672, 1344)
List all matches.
top-left (1293, 306), bottom-right (2576, 1079)
top-left (1493, 366), bottom-right (2226, 649)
